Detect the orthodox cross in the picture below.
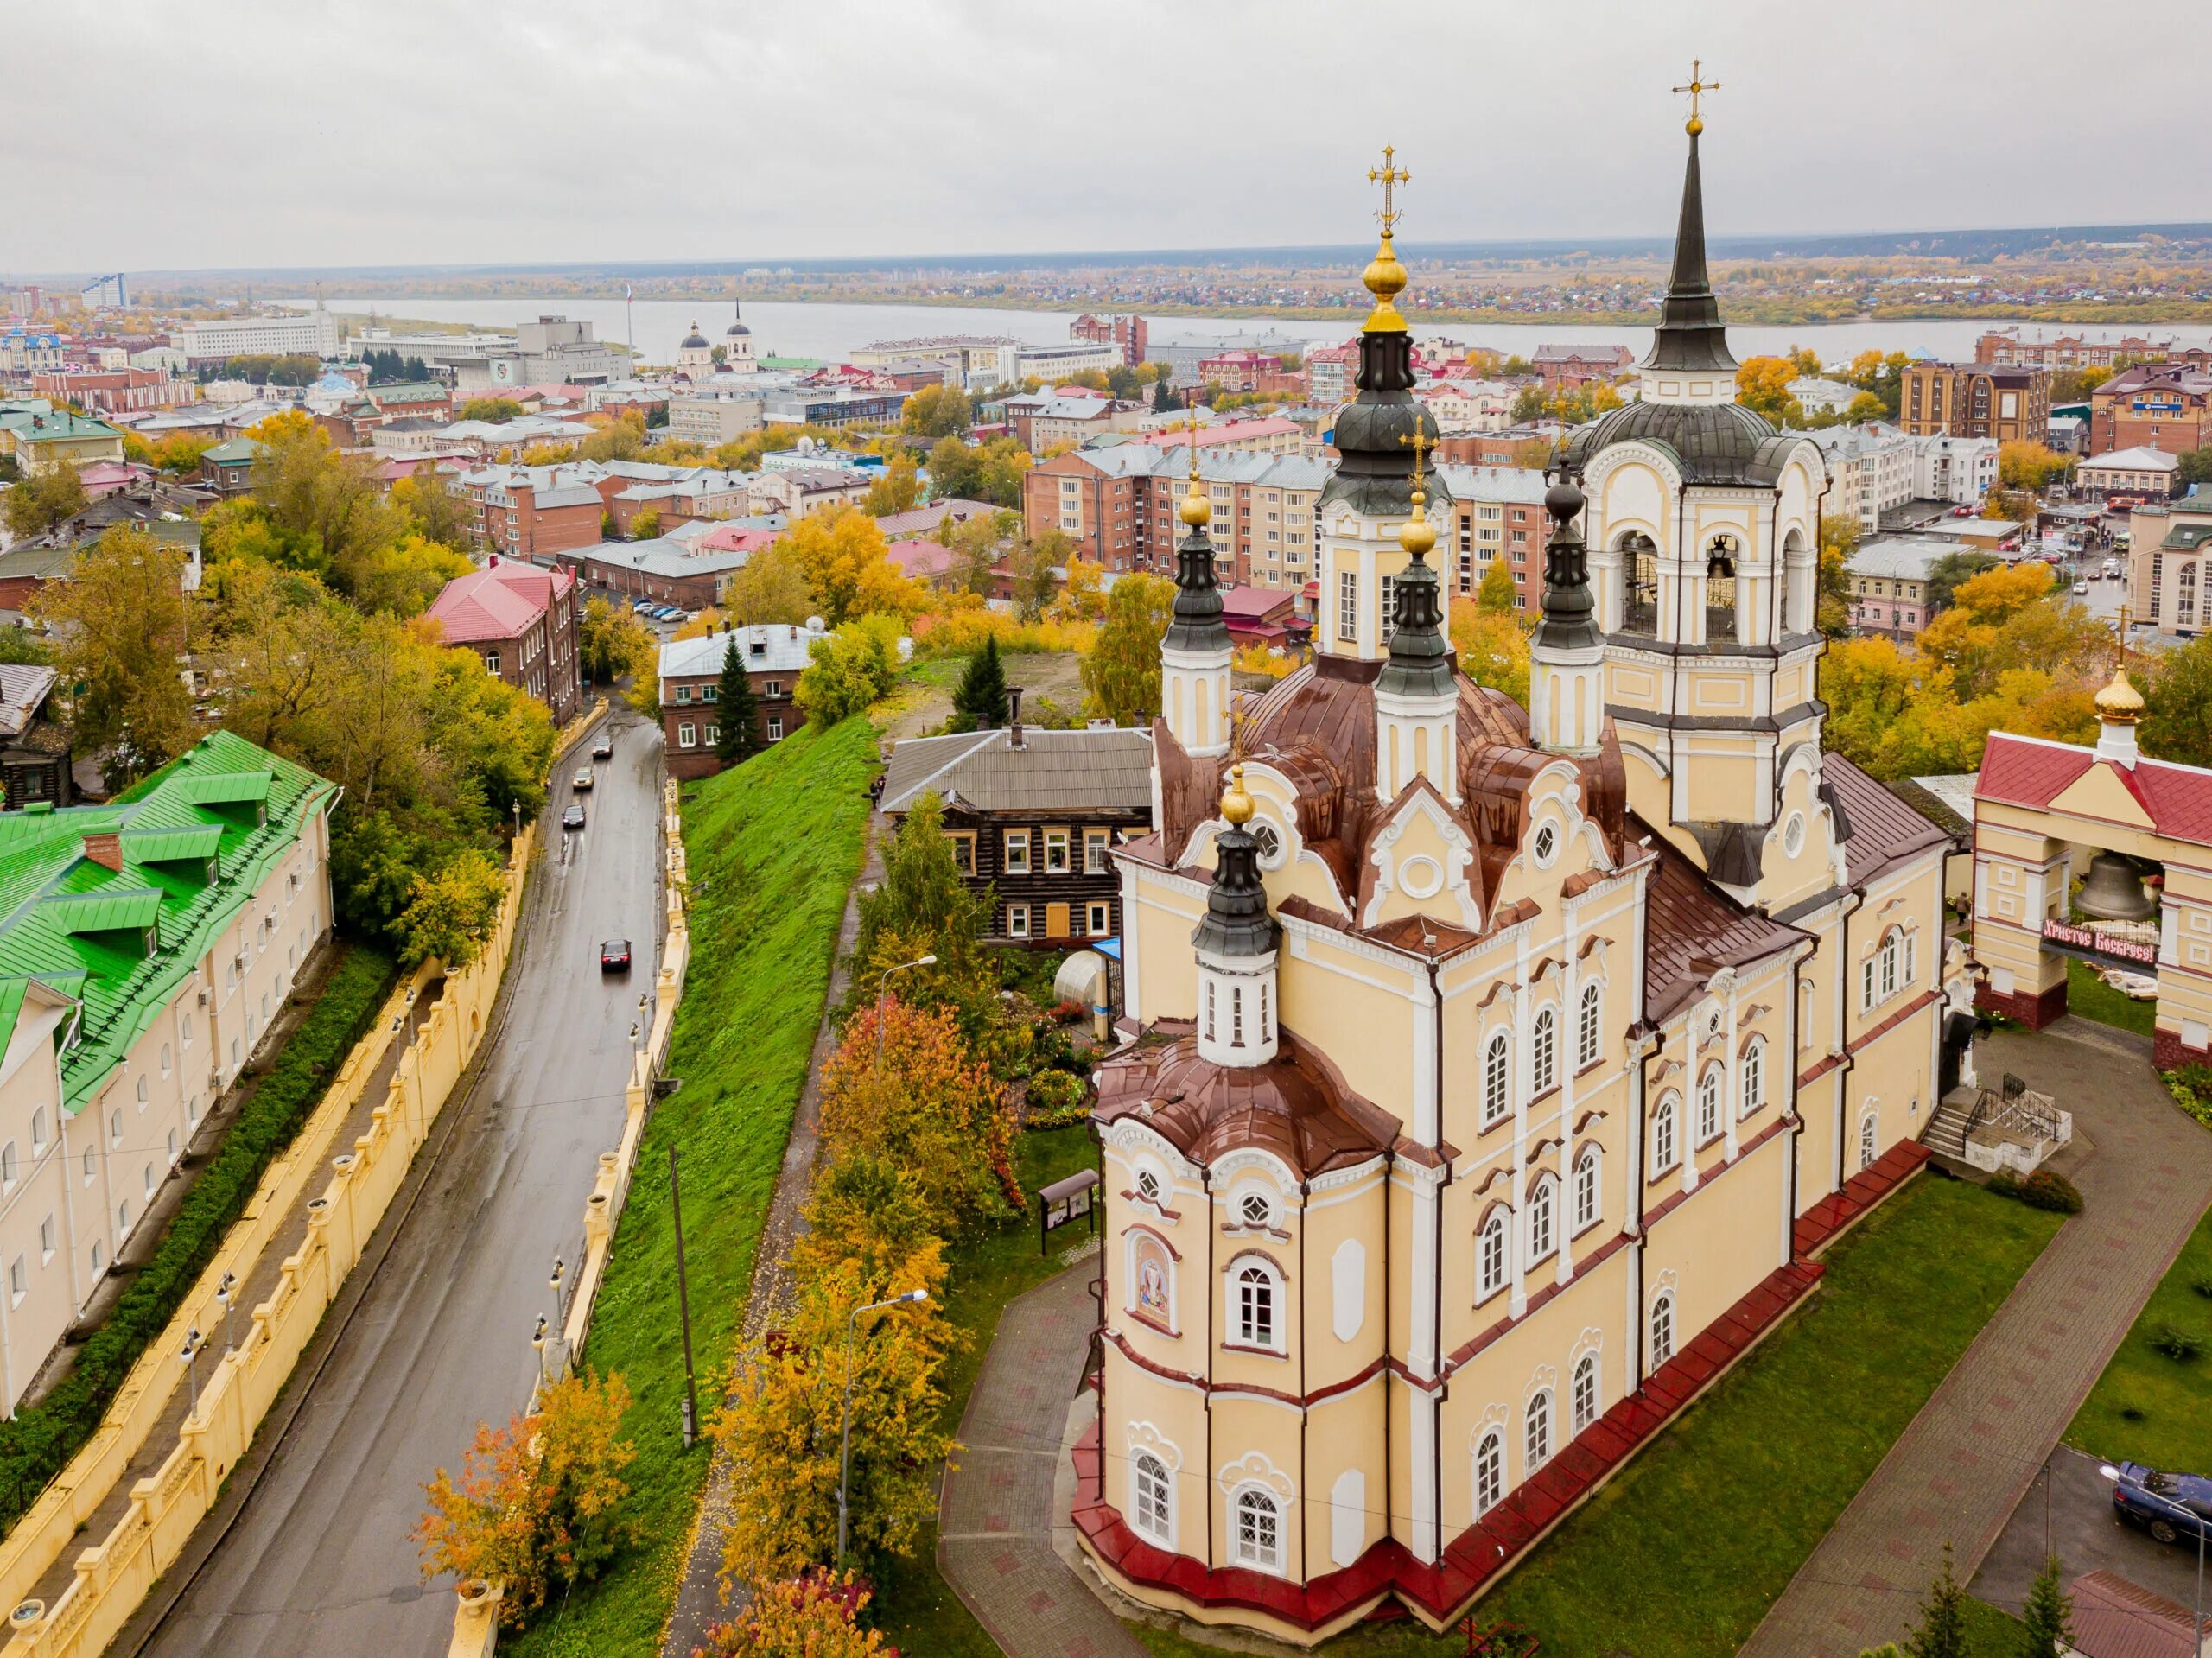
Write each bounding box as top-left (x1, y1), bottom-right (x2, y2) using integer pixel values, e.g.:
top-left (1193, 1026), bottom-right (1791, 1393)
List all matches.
top-left (1674, 60), bottom-right (1720, 134)
top-left (1368, 143), bottom-right (1410, 234)
top-left (2116, 600), bottom-right (2132, 665)
top-left (1185, 408), bottom-right (1203, 485)
top-left (1400, 427), bottom-right (1433, 495)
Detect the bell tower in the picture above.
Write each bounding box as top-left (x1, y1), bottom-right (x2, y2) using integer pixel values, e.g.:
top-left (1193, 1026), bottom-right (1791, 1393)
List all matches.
top-left (1160, 417), bottom-right (1232, 759)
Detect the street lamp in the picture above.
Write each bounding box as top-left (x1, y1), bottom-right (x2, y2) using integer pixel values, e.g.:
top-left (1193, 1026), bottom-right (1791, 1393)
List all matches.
top-left (215, 1273), bottom-right (237, 1356)
top-left (873, 956), bottom-right (937, 1070)
top-left (836, 1288), bottom-right (930, 1565)
top-left (531, 1314), bottom-right (550, 1386)
top-left (2100, 1462), bottom-right (2204, 1645)
top-left (179, 1328), bottom-right (203, 1420)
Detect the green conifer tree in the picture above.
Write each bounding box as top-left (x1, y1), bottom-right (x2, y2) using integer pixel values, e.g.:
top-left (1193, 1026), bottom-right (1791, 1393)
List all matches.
top-left (951, 635), bottom-right (1010, 732)
top-left (1904, 1544), bottom-right (1969, 1658)
top-left (2019, 1556), bottom-right (2073, 1658)
top-left (716, 634), bottom-right (759, 765)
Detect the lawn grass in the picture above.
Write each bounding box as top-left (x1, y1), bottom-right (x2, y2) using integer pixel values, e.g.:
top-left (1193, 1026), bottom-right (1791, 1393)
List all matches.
top-left (501, 715), bottom-right (880, 1658)
top-left (2066, 956), bottom-right (2157, 1038)
top-left (2068, 1202), bottom-right (2212, 1474)
top-left (868, 1123), bottom-right (1100, 1656)
top-left (1127, 1173), bottom-right (2060, 1658)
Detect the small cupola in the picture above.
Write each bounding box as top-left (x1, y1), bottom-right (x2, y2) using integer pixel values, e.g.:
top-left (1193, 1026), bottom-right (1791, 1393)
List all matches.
top-left (1192, 765), bottom-right (1281, 1068)
top-left (1374, 443), bottom-right (1459, 801)
top-left (1529, 466), bottom-right (1605, 756)
top-left (1160, 420), bottom-right (1232, 759)
top-left (2094, 660), bottom-right (2144, 767)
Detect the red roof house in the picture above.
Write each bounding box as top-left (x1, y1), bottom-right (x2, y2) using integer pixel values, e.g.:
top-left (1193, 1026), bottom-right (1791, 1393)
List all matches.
top-left (424, 556), bottom-right (584, 724)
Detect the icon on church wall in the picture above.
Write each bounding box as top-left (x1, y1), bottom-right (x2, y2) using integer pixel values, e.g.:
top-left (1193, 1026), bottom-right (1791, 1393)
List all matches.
top-left (1132, 1234), bottom-right (1172, 1324)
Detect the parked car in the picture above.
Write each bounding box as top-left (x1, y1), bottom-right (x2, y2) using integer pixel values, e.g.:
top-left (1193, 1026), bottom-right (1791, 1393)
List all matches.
top-left (600, 938), bottom-right (632, 973)
top-left (562, 804), bottom-right (586, 831)
top-left (592, 733), bottom-right (614, 760)
top-left (573, 766), bottom-right (594, 791)
top-left (2108, 1462), bottom-right (2212, 1546)
top-left (655, 607), bottom-right (681, 622)
top-left (632, 600), bottom-right (655, 614)
top-left (2073, 581), bottom-right (2090, 595)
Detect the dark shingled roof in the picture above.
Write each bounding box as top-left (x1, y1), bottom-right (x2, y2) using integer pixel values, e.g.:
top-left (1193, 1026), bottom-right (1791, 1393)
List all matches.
top-left (1637, 816), bottom-right (1806, 1022)
top-left (1566, 398), bottom-right (1794, 486)
top-left (1093, 1025), bottom-right (1399, 1178)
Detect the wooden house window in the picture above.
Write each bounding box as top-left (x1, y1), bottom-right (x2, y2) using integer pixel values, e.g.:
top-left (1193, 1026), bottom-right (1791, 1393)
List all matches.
top-left (947, 832), bottom-right (976, 875)
top-left (1084, 829), bottom-right (1111, 874)
top-left (1004, 830), bottom-right (1031, 874)
top-left (1045, 829), bottom-right (1071, 873)
top-left (1007, 904), bottom-right (1031, 939)
top-left (1086, 900), bottom-right (1111, 936)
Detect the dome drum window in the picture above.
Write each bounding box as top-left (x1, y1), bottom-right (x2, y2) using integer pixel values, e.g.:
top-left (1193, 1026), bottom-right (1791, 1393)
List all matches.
top-left (1704, 535), bottom-right (1739, 642)
top-left (1619, 534), bottom-right (1660, 636)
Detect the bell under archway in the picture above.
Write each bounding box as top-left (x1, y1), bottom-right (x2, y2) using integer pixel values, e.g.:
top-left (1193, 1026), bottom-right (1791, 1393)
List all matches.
top-left (2076, 850), bottom-right (2155, 921)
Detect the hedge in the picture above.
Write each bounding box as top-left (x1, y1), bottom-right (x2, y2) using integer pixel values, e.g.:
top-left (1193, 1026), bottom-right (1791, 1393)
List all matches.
top-left (0, 943), bottom-right (396, 1531)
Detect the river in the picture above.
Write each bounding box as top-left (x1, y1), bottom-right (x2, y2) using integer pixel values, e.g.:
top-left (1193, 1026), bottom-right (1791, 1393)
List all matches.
top-left (283, 295), bottom-right (2212, 372)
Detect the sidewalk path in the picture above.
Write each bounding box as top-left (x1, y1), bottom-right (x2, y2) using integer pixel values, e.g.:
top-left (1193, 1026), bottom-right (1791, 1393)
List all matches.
top-left (658, 813), bottom-right (883, 1657)
top-left (1741, 1021), bottom-right (2212, 1656)
top-left (938, 1264), bottom-right (1148, 1658)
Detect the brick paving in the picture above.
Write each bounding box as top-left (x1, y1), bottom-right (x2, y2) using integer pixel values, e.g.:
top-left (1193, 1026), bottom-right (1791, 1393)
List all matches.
top-left (658, 815), bottom-right (882, 1658)
top-left (938, 1263), bottom-right (1148, 1658)
top-left (1741, 1022), bottom-right (2212, 1657)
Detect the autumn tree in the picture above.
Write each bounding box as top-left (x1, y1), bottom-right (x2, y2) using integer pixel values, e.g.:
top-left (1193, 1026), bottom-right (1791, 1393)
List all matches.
top-left (1079, 570), bottom-right (1175, 726)
top-left (1476, 558), bottom-right (1518, 613)
top-left (1816, 512), bottom-right (1859, 637)
top-left (950, 634), bottom-right (1010, 731)
top-left (863, 454), bottom-right (921, 516)
top-left (389, 466), bottom-right (472, 552)
top-left (3, 463), bottom-right (87, 540)
top-left (1923, 550), bottom-right (2000, 614)
top-left (777, 505), bottom-right (926, 626)
top-left (1007, 530), bottom-right (1068, 619)
top-left (698, 1572), bottom-right (894, 1657)
top-left (1050, 553), bottom-right (1107, 622)
top-left (395, 848), bottom-right (508, 967)
top-left (795, 613), bottom-right (903, 727)
top-left (630, 506), bottom-right (663, 542)
top-left (34, 529), bottom-right (194, 785)
top-left (416, 1370), bottom-right (639, 1627)
top-left (150, 432), bottom-right (214, 475)
top-left (943, 509), bottom-right (1013, 597)
top-left (716, 635), bottom-right (759, 763)
top-left (1450, 604), bottom-right (1531, 706)
top-left (926, 435), bottom-right (1031, 507)
top-left (579, 595), bottom-right (654, 686)
top-left (456, 397), bottom-right (525, 422)
top-left (244, 410), bottom-right (419, 604)
top-left (1999, 441), bottom-right (2071, 492)
top-left (581, 410), bottom-right (647, 462)
top-left (722, 543), bottom-right (819, 626)
top-left (902, 382), bottom-right (972, 439)
top-left (1735, 355), bottom-right (1803, 425)
top-left (2139, 631), bottom-right (2212, 766)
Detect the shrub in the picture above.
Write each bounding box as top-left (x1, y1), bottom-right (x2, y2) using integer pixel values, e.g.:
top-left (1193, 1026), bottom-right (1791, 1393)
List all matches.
top-left (2148, 1320), bottom-right (2204, 1362)
top-left (0, 945), bottom-right (395, 1536)
top-left (2191, 1271), bottom-right (2212, 1300)
top-left (1026, 1068), bottom-right (1090, 1128)
top-left (2117, 1394), bottom-right (2149, 1421)
top-left (2164, 1065), bottom-right (2212, 1130)
top-left (416, 1369), bottom-right (639, 1626)
top-left (2018, 1170), bottom-right (2084, 1213)
top-left (700, 1571), bottom-right (894, 1656)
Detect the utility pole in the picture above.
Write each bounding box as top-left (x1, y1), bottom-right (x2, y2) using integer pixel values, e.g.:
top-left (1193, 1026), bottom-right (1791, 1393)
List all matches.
top-left (670, 1144), bottom-right (700, 1447)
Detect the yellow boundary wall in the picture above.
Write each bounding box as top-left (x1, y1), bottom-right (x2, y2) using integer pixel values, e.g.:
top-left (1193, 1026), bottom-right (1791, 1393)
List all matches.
top-left (0, 702), bottom-right (614, 1653)
top-left (446, 772), bottom-right (689, 1658)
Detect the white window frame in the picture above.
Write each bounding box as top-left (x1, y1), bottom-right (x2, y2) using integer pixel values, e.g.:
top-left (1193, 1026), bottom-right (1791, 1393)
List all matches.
top-left (1530, 1007), bottom-right (1557, 1094)
top-left (1572, 1353), bottom-right (1600, 1435)
top-left (1045, 829), bottom-right (1071, 873)
top-left (1086, 900), bottom-right (1111, 937)
top-left (1577, 982), bottom-right (1601, 1070)
top-left (1740, 1038), bottom-right (1765, 1119)
top-left (677, 722), bottom-right (696, 749)
top-left (1696, 1063), bottom-right (1723, 1145)
top-left (1338, 569), bottom-right (1357, 641)
top-left (1527, 1175), bottom-right (1556, 1263)
top-left (1573, 1146), bottom-right (1600, 1234)
top-left (1004, 829), bottom-right (1032, 875)
top-left (1525, 1388), bottom-right (1554, 1472)
top-left (1473, 1430), bottom-right (1504, 1516)
top-left (1230, 1259), bottom-right (1283, 1352)
top-left (1482, 1031), bottom-right (1511, 1128)
top-left (1649, 1292), bottom-right (1675, 1369)
top-left (1007, 904), bottom-right (1030, 939)
top-left (1859, 1107), bottom-right (1879, 1171)
top-left (1230, 1485), bottom-right (1282, 1573)
top-left (1478, 1210), bottom-right (1510, 1301)
top-left (1133, 1452), bottom-right (1173, 1547)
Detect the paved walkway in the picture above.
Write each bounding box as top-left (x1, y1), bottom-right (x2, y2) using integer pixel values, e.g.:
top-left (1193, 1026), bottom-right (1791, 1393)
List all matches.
top-left (938, 1264), bottom-right (1148, 1658)
top-left (1741, 1021), bottom-right (2212, 1657)
top-left (658, 813), bottom-right (883, 1658)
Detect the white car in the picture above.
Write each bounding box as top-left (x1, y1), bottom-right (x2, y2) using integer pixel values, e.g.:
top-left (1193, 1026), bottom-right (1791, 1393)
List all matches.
top-left (2073, 581), bottom-right (2090, 595)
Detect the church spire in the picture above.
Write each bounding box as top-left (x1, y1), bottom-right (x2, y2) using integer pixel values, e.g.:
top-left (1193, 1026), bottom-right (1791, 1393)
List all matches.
top-left (1376, 431), bottom-right (1451, 701)
top-left (1643, 62), bottom-right (1737, 375)
top-left (1160, 413), bottom-right (1231, 758)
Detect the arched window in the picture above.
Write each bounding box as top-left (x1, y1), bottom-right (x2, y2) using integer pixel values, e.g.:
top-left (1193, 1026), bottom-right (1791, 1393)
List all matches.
top-left (1133, 1452), bottom-right (1173, 1545)
top-left (1205, 979), bottom-right (1217, 1042)
top-left (1879, 929), bottom-right (1902, 1000)
top-left (1525, 1389), bottom-right (1554, 1471)
top-left (1234, 1262), bottom-right (1279, 1350)
top-left (1652, 1095), bottom-right (1678, 1172)
top-left (0, 1142), bottom-right (15, 1188)
top-left (1474, 1430), bottom-right (1504, 1515)
top-left (1527, 1177), bottom-right (1556, 1262)
top-left (1230, 985), bottom-right (1245, 1047)
top-left (1649, 1293), bottom-right (1675, 1369)
top-left (1232, 1487), bottom-right (1281, 1572)
top-left (1572, 1353), bottom-right (1599, 1434)
top-left (1478, 1210), bottom-right (1510, 1299)
top-left (1696, 1064), bottom-right (1722, 1145)
top-left (1573, 1146), bottom-right (1600, 1233)
top-left (1704, 535), bottom-right (1738, 642)
top-left (1740, 1039), bottom-right (1765, 1120)
top-left (1859, 1109), bottom-right (1879, 1171)
top-left (1578, 982), bottom-right (1602, 1070)
top-left (1483, 1032), bottom-right (1511, 1128)
top-left (1619, 534), bottom-right (1659, 635)
top-left (1530, 1008), bottom-right (1556, 1095)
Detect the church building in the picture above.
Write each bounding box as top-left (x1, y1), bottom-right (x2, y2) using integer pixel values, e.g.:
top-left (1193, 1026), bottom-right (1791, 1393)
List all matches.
top-left (1072, 105), bottom-right (1966, 1642)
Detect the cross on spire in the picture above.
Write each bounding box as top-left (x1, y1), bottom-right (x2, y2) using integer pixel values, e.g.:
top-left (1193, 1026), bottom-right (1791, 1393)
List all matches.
top-left (1185, 409), bottom-right (1203, 485)
top-left (1368, 143), bottom-right (1410, 235)
top-left (1399, 427), bottom-right (1433, 497)
top-left (1673, 59), bottom-right (1719, 135)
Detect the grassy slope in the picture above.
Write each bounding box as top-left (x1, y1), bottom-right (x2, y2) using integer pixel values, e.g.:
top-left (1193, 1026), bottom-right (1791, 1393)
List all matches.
top-left (868, 1123), bottom-right (1099, 1655)
top-left (1130, 1175), bottom-right (2057, 1658)
top-left (503, 716), bottom-right (879, 1658)
top-left (2065, 957), bottom-right (2157, 1038)
top-left (2069, 1204), bottom-right (2212, 1473)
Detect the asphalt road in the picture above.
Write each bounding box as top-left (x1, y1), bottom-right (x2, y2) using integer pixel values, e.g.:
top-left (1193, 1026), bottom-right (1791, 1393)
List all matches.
top-left (135, 711), bottom-right (664, 1658)
top-left (1974, 1446), bottom-right (2209, 1622)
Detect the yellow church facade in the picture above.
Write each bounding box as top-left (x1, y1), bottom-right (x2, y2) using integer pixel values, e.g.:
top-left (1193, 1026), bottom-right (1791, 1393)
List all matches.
top-left (1071, 109), bottom-right (1963, 1642)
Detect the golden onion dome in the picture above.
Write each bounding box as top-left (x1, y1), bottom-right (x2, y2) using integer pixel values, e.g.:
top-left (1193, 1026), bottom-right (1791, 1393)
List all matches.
top-left (1220, 763), bottom-right (1255, 827)
top-left (2095, 664), bottom-right (2145, 721)
top-left (1398, 487), bottom-right (1437, 559)
top-left (1179, 479), bottom-right (1211, 528)
top-left (1361, 232), bottom-right (1408, 334)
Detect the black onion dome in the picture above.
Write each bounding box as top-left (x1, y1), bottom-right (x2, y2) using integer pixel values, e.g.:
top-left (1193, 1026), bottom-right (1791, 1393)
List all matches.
top-left (1319, 327), bottom-right (1450, 521)
top-left (681, 321), bottom-right (709, 349)
top-left (1192, 821), bottom-right (1279, 959)
top-left (726, 302), bottom-right (750, 337)
top-left (1565, 398), bottom-right (1793, 486)
top-left (1533, 474), bottom-right (1600, 653)
top-left (1163, 514), bottom-right (1230, 654)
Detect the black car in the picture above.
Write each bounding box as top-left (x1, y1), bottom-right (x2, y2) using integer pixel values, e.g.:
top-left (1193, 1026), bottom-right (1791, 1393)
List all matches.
top-left (600, 938), bottom-right (632, 973)
top-left (562, 804), bottom-right (586, 831)
top-left (593, 733), bottom-right (614, 760)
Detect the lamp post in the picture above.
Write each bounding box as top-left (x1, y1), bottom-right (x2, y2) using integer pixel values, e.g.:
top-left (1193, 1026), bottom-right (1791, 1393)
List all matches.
top-left (670, 1145), bottom-right (700, 1447)
top-left (179, 1328), bottom-right (202, 1420)
top-left (836, 1288), bottom-right (929, 1566)
top-left (531, 1314), bottom-right (550, 1387)
top-left (873, 955), bottom-right (937, 1070)
top-left (2101, 1463), bottom-right (2204, 1648)
top-left (215, 1273), bottom-right (237, 1356)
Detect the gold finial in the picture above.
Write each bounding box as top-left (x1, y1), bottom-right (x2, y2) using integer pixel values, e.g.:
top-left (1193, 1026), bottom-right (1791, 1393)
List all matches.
top-left (1221, 763), bottom-right (1255, 827)
top-left (1674, 59), bottom-right (1720, 136)
top-left (1179, 410), bottom-right (1210, 527)
top-left (1360, 143), bottom-right (1410, 335)
top-left (1397, 429), bottom-right (1436, 559)
top-left (2100, 603), bottom-right (2144, 721)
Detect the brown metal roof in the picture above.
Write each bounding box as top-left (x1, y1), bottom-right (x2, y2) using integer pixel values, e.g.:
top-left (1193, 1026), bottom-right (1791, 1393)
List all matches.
top-left (1825, 753), bottom-right (1952, 886)
top-left (1637, 816), bottom-right (1807, 1021)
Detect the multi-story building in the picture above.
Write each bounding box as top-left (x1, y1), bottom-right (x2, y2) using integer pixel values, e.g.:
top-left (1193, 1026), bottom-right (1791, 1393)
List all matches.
top-left (1845, 537), bottom-right (1961, 640)
top-left (1012, 340), bottom-right (1123, 384)
top-left (1002, 392), bottom-right (1147, 452)
top-left (1071, 314), bottom-right (1150, 369)
top-left (423, 555), bottom-right (582, 724)
top-left (2089, 365), bottom-right (2212, 457)
top-left (1147, 329), bottom-right (1309, 389)
top-left (0, 730), bottom-right (334, 1414)
top-left (1808, 422), bottom-right (1916, 531)
top-left (2127, 502), bottom-right (2212, 637)
top-left (757, 387), bottom-right (906, 429)
top-left (2078, 446), bottom-right (2180, 505)
top-left (1435, 464), bottom-right (1550, 607)
top-left (0, 406), bottom-right (126, 473)
top-left (476, 472), bottom-right (606, 561)
top-left (350, 317), bottom-right (622, 393)
top-left (1899, 361), bottom-right (2050, 443)
top-left (655, 623), bottom-right (819, 779)
top-left (29, 369), bottom-right (194, 416)
top-left (665, 391), bottom-right (764, 447)
top-left (745, 466), bottom-right (870, 518)
top-left (171, 308), bottom-right (343, 365)
top-left (1023, 447), bottom-right (1330, 587)
top-left (852, 336), bottom-right (1020, 386)
top-left (1306, 342), bottom-right (1359, 409)
top-left (1910, 432), bottom-right (1999, 505)
top-left (1974, 328), bottom-right (2185, 371)
top-left (880, 711), bottom-right (1153, 946)
top-left (1530, 342), bottom-right (1634, 388)
top-left (1125, 416), bottom-right (1302, 458)
top-left (1077, 123), bottom-right (1958, 1639)
top-left (1420, 379), bottom-right (1515, 433)
top-left (554, 539), bottom-right (750, 612)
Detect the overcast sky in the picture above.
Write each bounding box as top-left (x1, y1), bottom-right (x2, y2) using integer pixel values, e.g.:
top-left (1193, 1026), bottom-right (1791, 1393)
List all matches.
top-left (10, 0), bottom-right (2209, 276)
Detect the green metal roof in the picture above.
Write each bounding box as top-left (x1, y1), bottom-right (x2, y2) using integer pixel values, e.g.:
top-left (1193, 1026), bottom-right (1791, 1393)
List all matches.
top-left (2162, 523), bottom-right (2212, 552)
top-left (0, 730), bottom-right (333, 1112)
